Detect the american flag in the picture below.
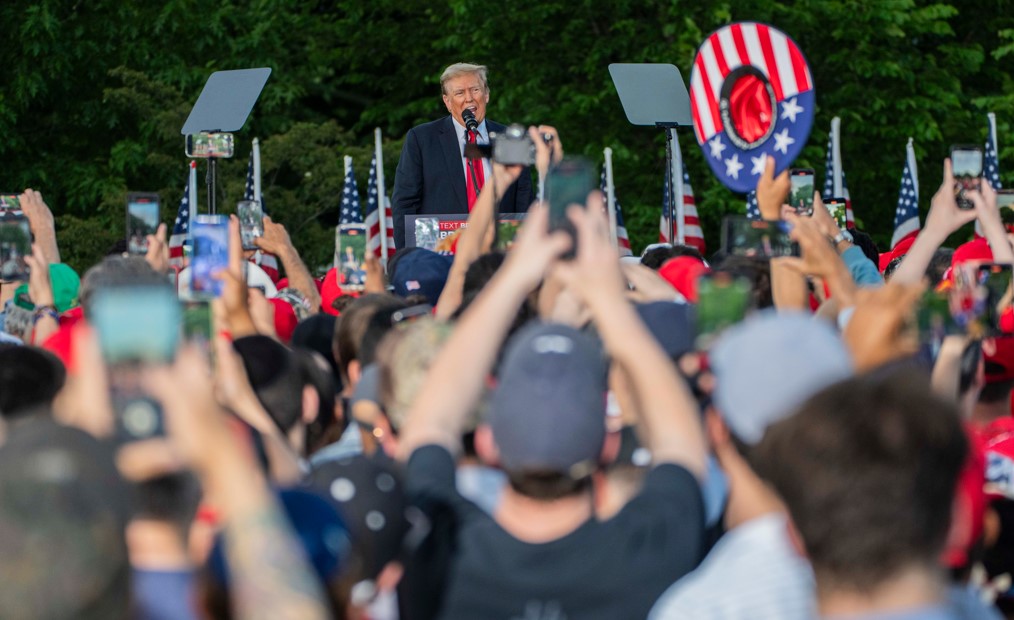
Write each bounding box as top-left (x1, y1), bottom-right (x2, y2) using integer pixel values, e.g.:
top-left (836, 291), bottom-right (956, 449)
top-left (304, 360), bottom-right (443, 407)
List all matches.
top-left (242, 145), bottom-right (279, 280)
top-left (986, 112), bottom-right (1002, 191)
top-left (661, 163), bottom-right (707, 253)
top-left (821, 118), bottom-right (855, 227)
top-left (340, 160), bottom-right (363, 225)
top-left (365, 154), bottom-right (394, 258)
top-left (168, 162), bottom-right (195, 268)
top-left (745, 191), bottom-right (761, 220)
top-left (599, 168), bottom-right (632, 256)
top-left (243, 150), bottom-right (257, 203)
top-left (891, 138), bottom-right (920, 248)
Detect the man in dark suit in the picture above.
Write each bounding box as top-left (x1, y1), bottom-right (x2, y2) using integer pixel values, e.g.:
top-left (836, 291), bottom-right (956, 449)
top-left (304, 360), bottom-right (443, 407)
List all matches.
top-left (392, 63), bottom-right (533, 249)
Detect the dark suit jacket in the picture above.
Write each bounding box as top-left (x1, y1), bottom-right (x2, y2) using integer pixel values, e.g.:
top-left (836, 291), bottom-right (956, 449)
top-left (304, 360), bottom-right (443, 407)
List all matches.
top-left (391, 116), bottom-right (534, 248)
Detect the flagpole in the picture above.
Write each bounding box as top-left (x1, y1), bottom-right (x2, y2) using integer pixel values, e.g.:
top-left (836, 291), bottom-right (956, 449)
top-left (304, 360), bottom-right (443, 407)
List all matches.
top-left (252, 138), bottom-right (262, 204)
top-left (374, 128), bottom-right (389, 263)
top-left (989, 112), bottom-right (999, 183)
top-left (188, 160), bottom-right (198, 231)
top-left (603, 148), bottom-right (619, 246)
top-left (831, 117), bottom-right (843, 197)
top-left (906, 137), bottom-right (918, 203)
top-left (672, 131), bottom-right (686, 245)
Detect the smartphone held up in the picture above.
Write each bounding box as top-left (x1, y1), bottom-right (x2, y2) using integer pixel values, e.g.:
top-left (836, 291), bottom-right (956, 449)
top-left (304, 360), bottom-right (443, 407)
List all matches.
top-left (720, 216), bottom-right (797, 259)
top-left (0, 212), bottom-right (31, 281)
top-left (546, 157), bottom-right (596, 257)
top-left (237, 200), bottom-right (264, 250)
top-left (126, 193), bottom-right (161, 255)
top-left (789, 168), bottom-right (815, 215)
top-left (950, 145), bottom-right (983, 210)
top-left (191, 215), bottom-right (230, 298)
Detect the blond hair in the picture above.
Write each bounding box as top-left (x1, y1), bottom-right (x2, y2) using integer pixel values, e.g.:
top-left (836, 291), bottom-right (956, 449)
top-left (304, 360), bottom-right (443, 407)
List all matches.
top-left (378, 318), bottom-right (454, 430)
top-left (440, 63), bottom-right (489, 95)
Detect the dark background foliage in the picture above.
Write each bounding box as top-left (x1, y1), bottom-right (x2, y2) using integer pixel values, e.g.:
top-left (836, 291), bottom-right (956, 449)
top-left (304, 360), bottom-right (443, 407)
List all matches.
top-left (3, 0), bottom-right (1013, 273)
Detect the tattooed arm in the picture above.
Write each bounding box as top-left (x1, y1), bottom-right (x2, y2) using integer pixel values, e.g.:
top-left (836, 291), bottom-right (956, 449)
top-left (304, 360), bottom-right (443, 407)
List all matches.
top-left (144, 344), bottom-right (329, 620)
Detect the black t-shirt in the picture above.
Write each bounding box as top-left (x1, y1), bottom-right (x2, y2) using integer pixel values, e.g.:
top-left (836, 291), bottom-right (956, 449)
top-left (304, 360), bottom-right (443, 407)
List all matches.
top-left (404, 444), bottom-right (706, 620)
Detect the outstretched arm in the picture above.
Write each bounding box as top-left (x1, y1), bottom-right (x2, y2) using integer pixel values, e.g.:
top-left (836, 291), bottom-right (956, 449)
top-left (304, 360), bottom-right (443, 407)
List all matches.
top-left (398, 205), bottom-right (571, 458)
top-left (254, 216), bottom-right (321, 313)
top-left (553, 206), bottom-right (707, 478)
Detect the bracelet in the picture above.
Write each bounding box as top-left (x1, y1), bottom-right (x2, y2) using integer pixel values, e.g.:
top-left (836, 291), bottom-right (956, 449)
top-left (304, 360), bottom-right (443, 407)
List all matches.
top-left (32, 305), bottom-right (59, 325)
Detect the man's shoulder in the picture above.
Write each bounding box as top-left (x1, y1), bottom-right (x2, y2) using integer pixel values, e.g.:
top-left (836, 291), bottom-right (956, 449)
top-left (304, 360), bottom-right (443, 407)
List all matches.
top-left (409, 116), bottom-right (453, 138)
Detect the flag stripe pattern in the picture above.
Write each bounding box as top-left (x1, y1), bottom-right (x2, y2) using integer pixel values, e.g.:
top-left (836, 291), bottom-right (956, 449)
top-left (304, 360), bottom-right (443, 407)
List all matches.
top-left (891, 140), bottom-right (920, 248)
top-left (690, 22), bottom-right (813, 146)
top-left (661, 165), bottom-right (707, 253)
top-left (365, 155), bottom-right (394, 257)
top-left (242, 148), bottom-right (279, 278)
top-left (599, 168), bottom-right (632, 256)
top-left (821, 128), bottom-right (855, 227)
top-left (168, 169), bottom-right (191, 268)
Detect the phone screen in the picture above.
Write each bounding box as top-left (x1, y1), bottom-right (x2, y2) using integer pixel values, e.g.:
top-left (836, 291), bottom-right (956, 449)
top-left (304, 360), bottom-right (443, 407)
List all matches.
top-left (979, 264), bottom-right (1014, 336)
top-left (0, 194), bottom-right (20, 211)
top-left (191, 215), bottom-right (230, 297)
top-left (0, 214), bottom-right (32, 281)
top-left (952, 146), bottom-right (983, 210)
top-left (721, 216), bottom-right (797, 258)
top-left (338, 223), bottom-right (368, 290)
top-left (127, 195), bottom-right (160, 255)
top-left (91, 286), bottom-right (182, 364)
top-left (186, 132), bottom-right (235, 158)
top-left (695, 273), bottom-right (751, 348)
top-left (237, 200), bottom-right (264, 250)
top-left (789, 169), bottom-right (815, 215)
top-left (546, 158), bottom-right (595, 255)
top-left (823, 198), bottom-right (848, 230)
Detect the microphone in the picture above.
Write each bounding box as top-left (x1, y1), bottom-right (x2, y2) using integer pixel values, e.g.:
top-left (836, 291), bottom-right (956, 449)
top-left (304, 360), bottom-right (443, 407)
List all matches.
top-left (462, 108), bottom-right (479, 132)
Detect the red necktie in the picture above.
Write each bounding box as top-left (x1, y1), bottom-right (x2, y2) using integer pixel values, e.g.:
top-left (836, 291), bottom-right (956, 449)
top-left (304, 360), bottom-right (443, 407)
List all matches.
top-left (465, 130), bottom-right (485, 211)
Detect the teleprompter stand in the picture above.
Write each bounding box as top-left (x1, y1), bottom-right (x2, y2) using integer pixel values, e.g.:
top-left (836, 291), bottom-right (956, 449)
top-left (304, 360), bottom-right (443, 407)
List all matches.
top-left (608, 64), bottom-right (692, 245)
top-left (181, 68), bottom-right (272, 214)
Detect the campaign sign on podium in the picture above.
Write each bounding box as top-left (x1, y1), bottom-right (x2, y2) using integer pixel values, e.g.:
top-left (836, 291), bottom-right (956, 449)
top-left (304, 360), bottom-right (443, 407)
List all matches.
top-left (406, 213), bottom-right (527, 254)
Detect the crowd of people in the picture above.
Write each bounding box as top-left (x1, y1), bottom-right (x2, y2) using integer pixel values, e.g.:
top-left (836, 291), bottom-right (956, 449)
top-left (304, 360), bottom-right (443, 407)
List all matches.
top-left (3, 62), bottom-right (1014, 620)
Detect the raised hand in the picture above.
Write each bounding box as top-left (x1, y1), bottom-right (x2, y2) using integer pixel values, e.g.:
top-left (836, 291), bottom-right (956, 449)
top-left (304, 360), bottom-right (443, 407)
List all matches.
top-left (755, 155), bottom-right (791, 221)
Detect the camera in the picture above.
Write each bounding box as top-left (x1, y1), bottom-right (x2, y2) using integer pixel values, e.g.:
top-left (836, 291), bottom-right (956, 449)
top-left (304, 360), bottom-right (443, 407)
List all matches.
top-left (464, 124), bottom-right (553, 166)
top-left (492, 124), bottom-right (537, 166)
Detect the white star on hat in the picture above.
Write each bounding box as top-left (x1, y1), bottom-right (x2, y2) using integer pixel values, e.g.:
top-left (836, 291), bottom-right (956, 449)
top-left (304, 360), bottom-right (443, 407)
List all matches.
top-left (773, 128), bottom-right (795, 154)
top-left (725, 154), bottom-right (744, 179)
top-left (751, 154), bottom-right (767, 176)
top-left (709, 135), bottom-right (727, 160)
top-left (780, 97), bottom-right (804, 123)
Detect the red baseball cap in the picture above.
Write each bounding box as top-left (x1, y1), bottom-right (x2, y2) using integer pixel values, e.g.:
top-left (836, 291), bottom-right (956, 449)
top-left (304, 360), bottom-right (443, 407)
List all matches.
top-left (320, 268), bottom-right (344, 316)
top-left (270, 298), bottom-right (298, 344)
top-left (658, 257), bottom-right (710, 303)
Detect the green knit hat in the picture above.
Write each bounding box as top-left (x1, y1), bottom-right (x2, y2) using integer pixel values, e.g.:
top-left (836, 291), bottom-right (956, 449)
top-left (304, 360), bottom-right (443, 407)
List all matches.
top-left (13, 264), bottom-right (81, 313)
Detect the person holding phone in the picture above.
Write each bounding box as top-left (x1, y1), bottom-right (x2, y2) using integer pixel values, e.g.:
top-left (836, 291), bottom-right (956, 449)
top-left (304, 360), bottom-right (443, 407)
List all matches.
top-left (391, 63), bottom-right (534, 249)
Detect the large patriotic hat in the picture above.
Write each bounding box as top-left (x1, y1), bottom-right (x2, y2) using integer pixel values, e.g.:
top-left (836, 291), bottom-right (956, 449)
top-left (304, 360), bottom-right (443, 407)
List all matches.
top-left (690, 22), bottom-right (815, 193)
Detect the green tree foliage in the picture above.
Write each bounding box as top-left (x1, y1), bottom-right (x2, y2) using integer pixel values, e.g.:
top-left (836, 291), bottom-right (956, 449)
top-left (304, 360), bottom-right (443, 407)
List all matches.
top-left (2, 0), bottom-right (1014, 273)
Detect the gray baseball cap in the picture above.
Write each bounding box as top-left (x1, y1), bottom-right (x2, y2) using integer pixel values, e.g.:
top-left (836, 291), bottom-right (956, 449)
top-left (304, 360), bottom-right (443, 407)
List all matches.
top-left (711, 310), bottom-right (853, 445)
top-left (488, 322), bottom-right (608, 477)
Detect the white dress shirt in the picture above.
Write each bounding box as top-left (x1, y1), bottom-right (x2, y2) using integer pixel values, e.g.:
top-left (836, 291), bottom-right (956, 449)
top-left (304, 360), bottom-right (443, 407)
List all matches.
top-left (649, 512), bottom-right (816, 620)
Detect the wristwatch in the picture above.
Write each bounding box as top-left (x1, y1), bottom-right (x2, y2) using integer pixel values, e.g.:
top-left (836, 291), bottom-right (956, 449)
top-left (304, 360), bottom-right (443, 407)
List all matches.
top-left (831, 229), bottom-right (853, 246)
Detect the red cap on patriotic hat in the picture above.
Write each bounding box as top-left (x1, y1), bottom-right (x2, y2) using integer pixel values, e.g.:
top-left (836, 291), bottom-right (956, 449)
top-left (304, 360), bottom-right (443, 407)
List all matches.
top-left (691, 22), bottom-right (815, 193)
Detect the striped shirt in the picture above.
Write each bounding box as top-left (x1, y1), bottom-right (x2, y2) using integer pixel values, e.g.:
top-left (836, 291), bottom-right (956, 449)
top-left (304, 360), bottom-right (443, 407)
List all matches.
top-left (649, 512), bottom-right (816, 620)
